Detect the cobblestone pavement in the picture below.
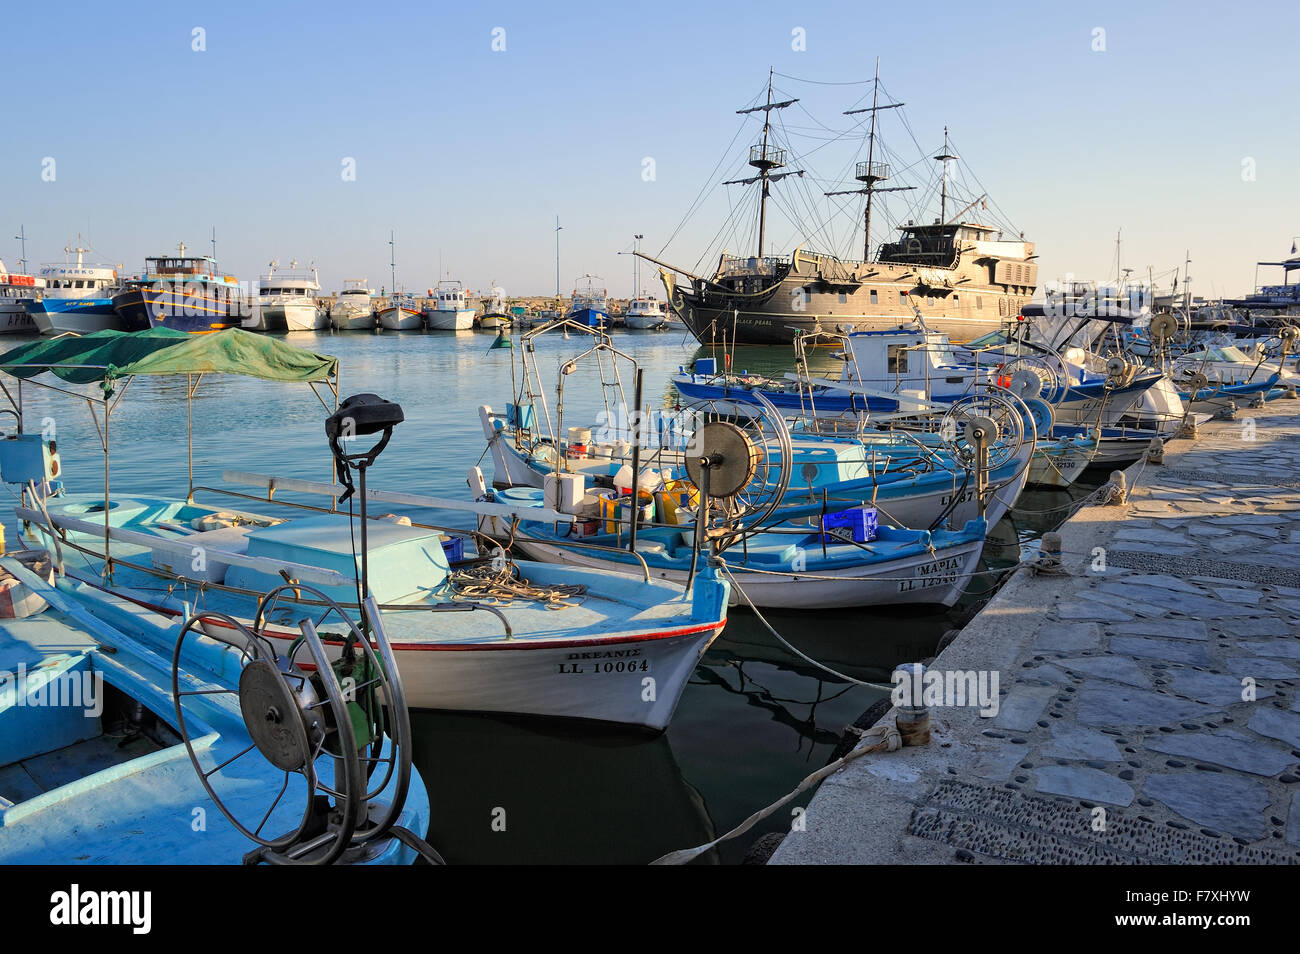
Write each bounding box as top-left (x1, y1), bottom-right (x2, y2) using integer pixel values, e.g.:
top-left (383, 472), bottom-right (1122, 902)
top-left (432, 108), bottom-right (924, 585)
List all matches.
top-left (773, 400), bottom-right (1300, 864)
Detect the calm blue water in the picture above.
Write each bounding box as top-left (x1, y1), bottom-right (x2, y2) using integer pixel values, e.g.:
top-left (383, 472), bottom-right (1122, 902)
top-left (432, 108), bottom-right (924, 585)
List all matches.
top-left (0, 326), bottom-right (1088, 864)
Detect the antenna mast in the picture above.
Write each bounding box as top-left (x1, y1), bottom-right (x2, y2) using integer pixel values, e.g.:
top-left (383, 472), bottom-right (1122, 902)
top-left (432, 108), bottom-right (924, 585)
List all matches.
top-left (389, 230), bottom-right (396, 296)
top-left (13, 225), bottom-right (28, 273)
top-left (555, 216), bottom-right (562, 298)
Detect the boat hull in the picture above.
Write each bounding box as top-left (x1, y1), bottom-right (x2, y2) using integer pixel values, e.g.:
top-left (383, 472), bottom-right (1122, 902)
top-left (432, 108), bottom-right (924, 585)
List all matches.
top-left (424, 308), bottom-right (474, 330)
top-left (501, 536), bottom-right (983, 609)
top-left (26, 298), bottom-right (123, 335)
top-left (114, 288), bottom-right (244, 333)
top-left (379, 307), bottom-right (422, 330)
top-left (331, 308), bottom-right (375, 330)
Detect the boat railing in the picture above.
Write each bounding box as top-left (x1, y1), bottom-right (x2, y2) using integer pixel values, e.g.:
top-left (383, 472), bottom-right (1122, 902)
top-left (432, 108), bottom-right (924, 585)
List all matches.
top-left (15, 505), bottom-right (352, 588)
top-left (209, 473), bottom-right (653, 584)
top-left (718, 255), bottom-right (782, 278)
top-left (19, 501), bottom-right (519, 641)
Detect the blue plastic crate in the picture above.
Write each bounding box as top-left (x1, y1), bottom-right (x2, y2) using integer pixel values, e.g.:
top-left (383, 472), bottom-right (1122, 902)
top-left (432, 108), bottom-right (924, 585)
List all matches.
top-left (820, 506), bottom-right (878, 543)
top-left (694, 357), bottom-right (716, 376)
top-left (441, 536), bottom-right (464, 564)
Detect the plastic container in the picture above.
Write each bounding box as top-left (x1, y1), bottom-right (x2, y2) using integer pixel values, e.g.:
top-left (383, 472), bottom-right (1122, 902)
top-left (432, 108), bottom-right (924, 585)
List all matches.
top-left (694, 357), bottom-right (716, 376)
top-left (544, 472), bottom-right (585, 513)
top-left (820, 506), bottom-right (878, 543)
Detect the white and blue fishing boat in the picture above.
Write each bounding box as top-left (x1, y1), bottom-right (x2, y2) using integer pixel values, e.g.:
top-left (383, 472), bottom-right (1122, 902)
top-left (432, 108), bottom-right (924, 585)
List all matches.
top-left (568, 275), bottom-right (609, 328)
top-left (478, 486), bottom-right (988, 610)
top-left (24, 243), bottom-right (124, 335)
top-left (0, 329), bottom-right (729, 731)
top-left (0, 544), bottom-right (432, 864)
top-left (477, 318), bottom-right (1038, 535)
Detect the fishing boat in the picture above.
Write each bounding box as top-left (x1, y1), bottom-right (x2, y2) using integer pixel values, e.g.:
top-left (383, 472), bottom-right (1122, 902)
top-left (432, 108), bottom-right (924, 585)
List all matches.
top-left (478, 484), bottom-right (988, 610)
top-left (0, 259), bottom-right (41, 334)
top-left (24, 242), bottom-right (124, 335)
top-left (113, 244), bottom-right (248, 333)
top-left (423, 280), bottom-right (474, 330)
top-left (0, 330), bottom-right (730, 732)
top-left (378, 293), bottom-right (423, 330)
top-left (244, 260), bottom-right (326, 332)
top-left (330, 278), bottom-right (376, 330)
top-left (625, 296), bottom-right (671, 330)
top-left (568, 275), bottom-right (608, 327)
top-left (477, 286), bottom-right (511, 330)
top-left (0, 549), bottom-right (431, 865)
top-left (638, 69), bottom-right (1038, 345)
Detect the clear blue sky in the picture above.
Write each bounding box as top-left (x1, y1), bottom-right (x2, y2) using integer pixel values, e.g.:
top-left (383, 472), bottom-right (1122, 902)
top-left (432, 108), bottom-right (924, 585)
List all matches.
top-left (3, 0), bottom-right (1295, 300)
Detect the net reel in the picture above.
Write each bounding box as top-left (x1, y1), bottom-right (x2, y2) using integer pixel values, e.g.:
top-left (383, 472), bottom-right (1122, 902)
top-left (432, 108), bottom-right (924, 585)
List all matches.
top-left (678, 389), bottom-right (792, 552)
top-left (171, 586), bottom-right (413, 865)
top-left (939, 390), bottom-right (1027, 472)
top-left (1103, 353), bottom-right (1137, 389)
top-left (1001, 352), bottom-right (1067, 403)
top-left (1148, 312), bottom-right (1179, 360)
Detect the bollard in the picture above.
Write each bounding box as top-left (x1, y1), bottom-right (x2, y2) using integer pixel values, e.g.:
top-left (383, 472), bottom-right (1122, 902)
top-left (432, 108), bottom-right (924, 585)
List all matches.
top-left (1284, 385), bottom-right (1298, 401)
top-left (1146, 437), bottom-right (1164, 465)
top-left (1215, 401), bottom-right (1237, 421)
top-left (1105, 470), bottom-right (1128, 505)
top-left (892, 662), bottom-right (931, 746)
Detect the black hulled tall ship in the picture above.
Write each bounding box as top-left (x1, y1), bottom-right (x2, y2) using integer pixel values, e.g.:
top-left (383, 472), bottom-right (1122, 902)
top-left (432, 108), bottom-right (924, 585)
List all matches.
top-left (640, 67), bottom-right (1040, 346)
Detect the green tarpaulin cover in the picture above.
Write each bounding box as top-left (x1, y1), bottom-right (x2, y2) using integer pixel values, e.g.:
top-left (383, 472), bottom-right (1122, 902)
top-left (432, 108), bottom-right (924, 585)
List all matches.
top-left (0, 328), bottom-right (338, 387)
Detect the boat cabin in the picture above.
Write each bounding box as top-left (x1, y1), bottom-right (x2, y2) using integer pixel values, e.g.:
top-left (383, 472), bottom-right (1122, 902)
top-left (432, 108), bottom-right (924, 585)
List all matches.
top-left (841, 327), bottom-right (963, 396)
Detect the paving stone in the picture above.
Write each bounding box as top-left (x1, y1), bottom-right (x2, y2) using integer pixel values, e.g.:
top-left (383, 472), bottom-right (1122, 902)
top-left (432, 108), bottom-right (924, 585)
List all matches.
top-left (1040, 723), bottom-right (1123, 762)
top-left (1110, 635), bottom-right (1212, 666)
top-left (1237, 639), bottom-right (1300, 660)
top-left (1035, 765), bottom-right (1134, 806)
top-left (1033, 622), bottom-right (1102, 653)
top-left (1165, 670), bottom-right (1273, 707)
top-left (1227, 657), bottom-right (1298, 679)
top-left (1111, 619), bottom-right (1208, 641)
top-left (1021, 664), bottom-right (1075, 686)
top-left (1114, 528), bottom-right (1195, 545)
top-left (1143, 772), bottom-right (1271, 841)
top-left (1087, 590), bottom-right (1171, 619)
top-left (1146, 730), bottom-right (1295, 776)
top-left (1220, 618), bottom-right (1295, 637)
top-left (1077, 685), bottom-right (1218, 727)
top-left (1108, 574), bottom-right (1207, 594)
top-left (1058, 602), bottom-right (1131, 622)
top-left (993, 685), bottom-right (1057, 732)
top-left (1289, 792), bottom-right (1300, 848)
top-left (968, 744), bottom-right (1026, 781)
top-left (1247, 708), bottom-right (1300, 749)
top-left (1055, 655), bottom-right (1151, 688)
top-left (1213, 588), bottom-right (1265, 605)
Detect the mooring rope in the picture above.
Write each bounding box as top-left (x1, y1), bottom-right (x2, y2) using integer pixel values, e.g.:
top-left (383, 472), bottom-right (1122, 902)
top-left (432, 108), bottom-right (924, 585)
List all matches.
top-left (717, 563), bottom-right (894, 690)
top-left (650, 720), bottom-right (902, 865)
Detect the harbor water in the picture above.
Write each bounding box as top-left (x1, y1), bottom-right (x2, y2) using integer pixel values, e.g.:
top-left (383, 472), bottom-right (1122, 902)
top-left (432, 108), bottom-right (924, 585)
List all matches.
top-left (0, 327), bottom-right (1093, 863)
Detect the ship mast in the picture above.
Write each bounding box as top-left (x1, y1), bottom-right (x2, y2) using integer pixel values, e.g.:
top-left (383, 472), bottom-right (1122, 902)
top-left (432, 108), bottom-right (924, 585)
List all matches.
top-left (829, 58), bottom-right (913, 262)
top-left (725, 69), bottom-right (802, 259)
top-left (935, 127), bottom-right (957, 224)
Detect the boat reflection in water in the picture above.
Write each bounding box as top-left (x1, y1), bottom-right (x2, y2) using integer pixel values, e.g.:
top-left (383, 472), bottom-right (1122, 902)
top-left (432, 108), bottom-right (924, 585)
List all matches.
top-left (411, 711), bottom-right (717, 864)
